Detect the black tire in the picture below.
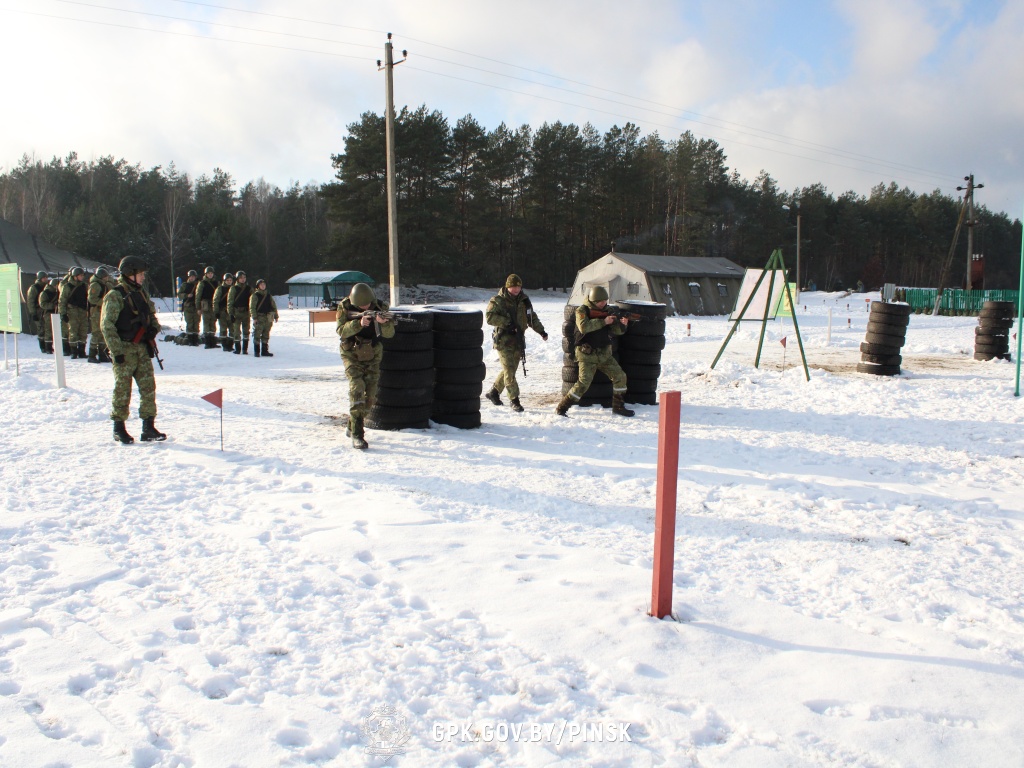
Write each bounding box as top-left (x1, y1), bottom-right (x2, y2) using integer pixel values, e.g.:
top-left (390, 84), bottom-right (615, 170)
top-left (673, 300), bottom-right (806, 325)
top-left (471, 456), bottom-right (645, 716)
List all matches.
top-left (434, 329), bottom-right (484, 349)
top-left (860, 353), bottom-right (902, 366)
top-left (562, 380), bottom-right (613, 397)
top-left (561, 337), bottom-right (576, 354)
top-left (975, 334), bottom-right (1009, 346)
top-left (863, 332), bottom-right (906, 348)
top-left (975, 342), bottom-right (1009, 355)
top-left (577, 396), bottom-right (612, 408)
top-left (366, 418), bottom-right (430, 432)
top-left (621, 363), bottom-right (661, 380)
top-left (432, 411), bottom-right (482, 429)
top-left (866, 320), bottom-right (909, 337)
top-left (380, 349), bottom-right (435, 371)
top-left (435, 363), bottom-right (487, 384)
top-left (627, 378), bottom-right (658, 394)
top-left (974, 351), bottom-right (1011, 361)
top-left (857, 362), bottom-right (901, 376)
top-left (375, 385), bottom-right (433, 407)
top-left (981, 301), bottom-right (1015, 311)
top-left (378, 367), bottom-right (435, 389)
top-left (618, 348), bottom-right (662, 365)
top-left (429, 308), bottom-right (483, 331)
top-left (616, 300), bottom-right (668, 320)
top-left (563, 304), bottom-right (579, 320)
top-left (978, 309), bottom-right (1014, 320)
top-left (625, 392), bottom-right (658, 406)
top-left (434, 347), bottom-right (484, 368)
top-left (867, 312), bottom-right (910, 328)
top-left (975, 326), bottom-right (1008, 337)
top-left (562, 319), bottom-right (577, 338)
top-left (431, 398), bottom-right (482, 416)
top-left (561, 366), bottom-right (611, 384)
top-left (860, 342), bottom-right (903, 356)
top-left (389, 310), bottom-right (434, 333)
top-left (869, 302), bottom-right (912, 317)
top-left (620, 334), bottom-right (666, 351)
top-left (977, 318), bottom-right (1013, 330)
top-left (434, 381), bottom-right (484, 400)
top-left (367, 402), bottom-right (433, 424)
top-left (380, 330), bottom-right (434, 352)
top-left (628, 319), bottom-right (667, 336)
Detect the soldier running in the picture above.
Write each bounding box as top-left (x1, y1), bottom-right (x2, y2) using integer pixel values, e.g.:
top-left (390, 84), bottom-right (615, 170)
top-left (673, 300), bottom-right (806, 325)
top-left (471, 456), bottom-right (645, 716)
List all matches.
top-left (484, 274), bottom-right (548, 412)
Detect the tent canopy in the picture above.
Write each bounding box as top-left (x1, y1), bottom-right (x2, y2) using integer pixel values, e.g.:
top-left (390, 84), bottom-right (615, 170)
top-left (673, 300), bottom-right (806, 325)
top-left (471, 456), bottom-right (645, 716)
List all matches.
top-left (285, 270), bottom-right (375, 308)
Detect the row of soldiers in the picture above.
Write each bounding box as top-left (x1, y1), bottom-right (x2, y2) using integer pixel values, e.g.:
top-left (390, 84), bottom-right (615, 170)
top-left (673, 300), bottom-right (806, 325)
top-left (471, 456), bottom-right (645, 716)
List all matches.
top-left (26, 268), bottom-right (117, 362)
top-left (175, 267), bottom-right (279, 357)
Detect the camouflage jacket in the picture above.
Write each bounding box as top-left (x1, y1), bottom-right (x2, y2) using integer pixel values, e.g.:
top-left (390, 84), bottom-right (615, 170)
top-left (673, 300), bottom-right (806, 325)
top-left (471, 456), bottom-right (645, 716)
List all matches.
top-left (58, 277), bottom-right (89, 314)
top-left (249, 289), bottom-right (279, 318)
top-left (88, 276), bottom-right (109, 312)
top-left (213, 283), bottom-right (231, 314)
top-left (574, 299), bottom-right (626, 350)
top-left (336, 297), bottom-right (396, 342)
top-left (38, 282), bottom-right (60, 313)
top-left (26, 281), bottom-right (46, 317)
top-left (194, 276), bottom-right (218, 308)
top-left (101, 277), bottom-right (161, 357)
top-left (227, 283), bottom-right (253, 314)
top-left (485, 288), bottom-right (546, 352)
top-left (177, 279), bottom-right (197, 307)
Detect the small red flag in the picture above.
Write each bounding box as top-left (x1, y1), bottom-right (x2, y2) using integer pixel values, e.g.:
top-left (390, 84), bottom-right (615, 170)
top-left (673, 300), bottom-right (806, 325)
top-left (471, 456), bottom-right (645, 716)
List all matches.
top-left (780, 337), bottom-right (787, 348)
top-left (201, 389), bottom-right (223, 409)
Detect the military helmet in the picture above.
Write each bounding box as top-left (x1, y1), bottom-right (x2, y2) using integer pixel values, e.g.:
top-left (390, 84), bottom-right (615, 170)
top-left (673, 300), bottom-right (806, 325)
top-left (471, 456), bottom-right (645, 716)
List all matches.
top-left (71, 267), bottom-right (85, 278)
top-left (117, 255), bottom-right (148, 276)
top-left (235, 271), bottom-right (246, 280)
top-left (505, 273), bottom-right (523, 288)
top-left (349, 283), bottom-right (375, 306)
top-left (36, 271), bottom-right (48, 280)
top-left (95, 267), bottom-right (108, 278)
top-left (187, 269), bottom-right (198, 278)
top-left (588, 285), bottom-right (609, 302)
top-left (255, 278), bottom-right (267, 288)
top-left (222, 273), bottom-right (234, 282)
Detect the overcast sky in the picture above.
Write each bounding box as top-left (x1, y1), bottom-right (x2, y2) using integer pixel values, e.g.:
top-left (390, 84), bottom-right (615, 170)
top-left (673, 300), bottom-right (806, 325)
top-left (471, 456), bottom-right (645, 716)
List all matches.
top-left (1, 0), bottom-right (1021, 217)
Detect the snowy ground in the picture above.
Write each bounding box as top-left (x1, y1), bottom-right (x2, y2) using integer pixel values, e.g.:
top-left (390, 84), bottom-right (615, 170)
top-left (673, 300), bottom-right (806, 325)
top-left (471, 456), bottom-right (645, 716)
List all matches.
top-left (1, 291), bottom-right (1023, 768)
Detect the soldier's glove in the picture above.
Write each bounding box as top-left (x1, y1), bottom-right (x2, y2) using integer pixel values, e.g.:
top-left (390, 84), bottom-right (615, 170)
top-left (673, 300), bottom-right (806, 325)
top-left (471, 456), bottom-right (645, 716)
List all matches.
top-left (113, 354), bottom-right (125, 364)
top-left (144, 327), bottom-right (158, 342)
top-left (146, 345), bottom-right (155, 359)
top-left (60, 314), bottom-right (69, 323)
top-left (541, 333), bottom-right (549, 341)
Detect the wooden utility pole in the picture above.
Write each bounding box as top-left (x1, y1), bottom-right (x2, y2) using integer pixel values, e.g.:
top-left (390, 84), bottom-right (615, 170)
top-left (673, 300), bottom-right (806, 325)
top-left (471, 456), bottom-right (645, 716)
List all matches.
top-left (959, 174), bottom-right (984, 290)
top-left (378, 34), bottom-right (406, 307)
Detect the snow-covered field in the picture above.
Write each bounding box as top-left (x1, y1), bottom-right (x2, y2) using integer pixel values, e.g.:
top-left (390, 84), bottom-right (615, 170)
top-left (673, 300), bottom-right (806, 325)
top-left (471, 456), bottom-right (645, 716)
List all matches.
top-left (2, 291), bottom-right (1023, 768)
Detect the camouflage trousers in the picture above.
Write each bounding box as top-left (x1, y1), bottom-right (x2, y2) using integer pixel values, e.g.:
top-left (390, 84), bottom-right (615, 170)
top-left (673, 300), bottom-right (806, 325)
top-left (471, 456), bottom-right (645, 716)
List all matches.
top-left (231, 310), bottom-right (251, 341)
top-left (341, 344), bottom-right (382, 419)
top-left (218, 310), bottom-right (232, 338)
top-left (32, 313), bottom-right (44, 341)
top-left (41, 313), bottom-right (66, 344)
top-left (89, 310), bottom-right (108, 353)
top-left (568, 345), bottom-right (627, 401)
top-left (183, 305), bottom-right (199, 335)
top-left (200, 301), bottom-right (217, 336)
top-left (110, 343), bottom-right (157, 421)
top-left (253, 314), bottom-right (274, 344)
top-left (490, 346), bottom-right (524, 399)
top-left (68, 306), bottom-right (89, 345)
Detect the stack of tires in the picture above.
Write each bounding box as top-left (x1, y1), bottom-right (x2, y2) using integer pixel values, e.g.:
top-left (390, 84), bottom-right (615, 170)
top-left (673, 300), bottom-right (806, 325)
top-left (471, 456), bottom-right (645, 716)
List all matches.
top-left (560, 304), bottom-right (615, 408)
top-left (974, 301), bottom-right (1015, 361)
top-left (858, 301), bottom-right (910, 376)
top-left (431, 308), bottom-right (486, 429)
top-left (369, 309), bottom-right (435, 431)
top-left (616, 300), bottom-right (667, 406)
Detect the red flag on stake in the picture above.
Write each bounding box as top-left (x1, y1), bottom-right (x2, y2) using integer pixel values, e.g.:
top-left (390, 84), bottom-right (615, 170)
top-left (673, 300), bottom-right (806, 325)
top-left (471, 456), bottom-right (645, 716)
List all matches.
top-left (201, 389), bottom-right (223, 409)
top-left (780, 337), bottom-right (787, 348)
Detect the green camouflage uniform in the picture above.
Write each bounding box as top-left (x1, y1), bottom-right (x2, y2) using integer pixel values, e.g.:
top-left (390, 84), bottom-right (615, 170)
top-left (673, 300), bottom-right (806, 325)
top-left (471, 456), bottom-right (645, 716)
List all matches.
top-left (567, 299), bottom-right (628, 401)
top-left (177, 277), bottom-right (199, 336)
top-left (194, 275), bottom-right (219, 337)
top-left (88, 275), bottom-right (112, 357)
top-left (485, 287), bottom-right (547, 400)
top-left (227, 281), bottom-right (253, 344)
top-left (213, 281), bottom-right (232, 338)
top-left (58, 275), bottom-right (90, 347)
top-left (249, 288), bottom-right (279, 345)
top-left (26, 279), bottom-right (46, 340)
top-left (37, 281), bottom-right (60, 343)
top-left (337, 297), bottom-right (395, 422)
top-left (102, 276), bottom-right (162, 421)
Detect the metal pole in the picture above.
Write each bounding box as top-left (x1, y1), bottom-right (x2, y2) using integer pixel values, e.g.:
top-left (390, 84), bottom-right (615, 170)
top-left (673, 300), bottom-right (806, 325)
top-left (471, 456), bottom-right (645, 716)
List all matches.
top-left (384, 34), bottom-right (401, 307)
top-left (966, 175), bottom-right (974, 291)
top-left (795, 213), bottom-right (801, 303)
top-left (1016, 201), bottom-right (1023, 397)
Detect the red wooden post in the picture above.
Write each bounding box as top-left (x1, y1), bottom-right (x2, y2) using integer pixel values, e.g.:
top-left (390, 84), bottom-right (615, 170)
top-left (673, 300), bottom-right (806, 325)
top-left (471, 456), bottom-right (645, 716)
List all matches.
top-left (651, 391), bottom-right (681, 619)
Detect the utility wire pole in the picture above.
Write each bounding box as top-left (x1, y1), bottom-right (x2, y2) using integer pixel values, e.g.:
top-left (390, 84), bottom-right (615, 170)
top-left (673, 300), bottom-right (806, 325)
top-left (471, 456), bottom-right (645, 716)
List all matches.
top-left (378, 34), bottom-right (407, 306)
top-left (959, 174), bottom-right (984, 291)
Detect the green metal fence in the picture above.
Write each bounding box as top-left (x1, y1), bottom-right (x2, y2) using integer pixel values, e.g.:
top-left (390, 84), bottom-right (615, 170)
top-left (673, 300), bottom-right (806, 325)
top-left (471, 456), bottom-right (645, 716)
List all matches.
top-left (897, 287), bottom-right (1020, 315)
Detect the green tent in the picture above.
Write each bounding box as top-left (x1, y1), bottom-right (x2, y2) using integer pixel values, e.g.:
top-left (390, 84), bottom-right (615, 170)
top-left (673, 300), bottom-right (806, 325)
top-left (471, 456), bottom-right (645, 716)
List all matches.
top-left (285, 271), bottom-right (375, 308)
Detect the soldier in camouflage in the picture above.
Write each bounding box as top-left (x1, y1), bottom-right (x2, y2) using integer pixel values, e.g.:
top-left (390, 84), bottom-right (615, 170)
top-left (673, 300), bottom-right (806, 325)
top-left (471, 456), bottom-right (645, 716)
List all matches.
top-left (101, 255), bottom-right (167, 444)
top-left (58, 267), bottom-right (90, 359)
top-left (227, 271), bottom-right (253, 355)
top-left (37, 275), bottom-right (60, 353)
top-left (194, 266), bottom-right (220, 348)
top-left (556, 286), bottom-right (634, 418)
top-left (336, 283), bottom-right (394, 449)
top-left (177, 269), bottom-right (200, 345)
top-left (87, 267), bottom-right (113, 363)
top-left (484, 274), bottom-right (548, 412)
top-left (213, 273), bottom-right (234, 351)
top-left (249, 278), bottom-right (279, 358)
top-left (26, 272), bottom-right (49, 352)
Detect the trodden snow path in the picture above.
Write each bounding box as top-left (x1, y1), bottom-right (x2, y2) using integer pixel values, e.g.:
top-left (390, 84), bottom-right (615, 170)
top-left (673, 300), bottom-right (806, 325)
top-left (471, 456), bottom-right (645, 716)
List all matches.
top-left (1, 291), bottom-right (1023, 767)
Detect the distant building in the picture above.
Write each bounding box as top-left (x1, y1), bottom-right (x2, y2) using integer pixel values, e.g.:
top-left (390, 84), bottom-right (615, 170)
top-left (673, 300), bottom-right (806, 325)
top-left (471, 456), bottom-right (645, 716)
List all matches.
top-left (285, 270), bottom-right (375, 308)
top-left (568, 249), bottom-right (744, 315)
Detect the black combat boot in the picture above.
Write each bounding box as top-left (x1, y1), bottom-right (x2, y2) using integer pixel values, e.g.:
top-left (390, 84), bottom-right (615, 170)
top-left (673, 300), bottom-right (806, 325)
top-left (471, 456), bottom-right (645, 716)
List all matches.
top-left (45, 342), bottom-right (54, 354)
top-left (70, 343), bottom-right (80, 360)
top-left (253, 343), bottom-right (261, 358)
top-left (98, 348), bottom-right (112, 363)
top-left (510, 397), bottom-right (524, 413)
top-left (204, 334), bottom-right (217, 349)
top-left (38, 338), bottom-right (47, 353)
top-left (242, 337), bottom-right (249, 355)
top-left (140, 417), bottom-right (167, 442)
top-left (485, 388), bottom-right (503, 406)
top-left (222, 338), bottom-right (233, 352)
top-left (113, 420), bottom-right (134, 444)
top-left (62, 340), bottom-right (72, 356)
top-left (78, 342), bottom-right (87, 359)
top-left (261, 343), bottom-right (273, 357)
top-left (612, 393), bottom-right (635, 417)
top-left (555, 394), bottom-right (576, 416)
top-left (88, 345), bottom-right (100, 363)
top-left (233, 340), bottom-right (241, 354)
top-left (190, 333), bottom-right (201, 346)
top-left (351, 416), bottom-right (368, 450)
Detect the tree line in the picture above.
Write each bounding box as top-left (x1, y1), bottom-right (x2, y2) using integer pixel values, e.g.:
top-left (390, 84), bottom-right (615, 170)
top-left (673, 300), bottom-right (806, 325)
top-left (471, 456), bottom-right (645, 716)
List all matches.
top-left (2, 108), bottom-right (1020, 296)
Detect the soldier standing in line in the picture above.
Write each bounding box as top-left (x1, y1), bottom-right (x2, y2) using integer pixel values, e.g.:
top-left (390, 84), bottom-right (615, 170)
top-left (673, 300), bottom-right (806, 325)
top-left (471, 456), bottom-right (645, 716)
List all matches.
top-left (555, 286), bottom-right (634, 418)
top-left (194, 266), bottom-right (219, 348)
top-left (176, 269), bottom-right (200, 345)
top-left (58, 267), bottom-right (90, 359)
top-left (484, 274), bottom-right (548, 413)
top-left (56, 269), bottom-right (73, 355)
top-left (249, 278), bottom-right (280, 358)
top-left (227, 271), bottom-right (253, 355)
top-left (101, 255), bottom-right (166, 444)
top-left (213, 272), bottom-right (234, 351)
top-left (87, 268), bottom-right (113, 363)
top-left (336, 283), bottom-right (394, 450)
top-left (26, 272), bottom-right (49, 353)
top-left (37, 275), bottom-right (60, 354)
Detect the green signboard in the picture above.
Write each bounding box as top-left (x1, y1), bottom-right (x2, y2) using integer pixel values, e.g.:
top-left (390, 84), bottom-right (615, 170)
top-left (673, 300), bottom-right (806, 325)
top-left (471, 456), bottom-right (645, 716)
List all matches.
top-left (0, 264), bottom-right (21, 333)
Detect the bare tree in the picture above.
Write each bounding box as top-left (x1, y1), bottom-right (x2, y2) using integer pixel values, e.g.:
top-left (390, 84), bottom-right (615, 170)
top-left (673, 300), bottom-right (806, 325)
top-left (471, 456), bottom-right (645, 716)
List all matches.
top-left (159, 164), bottom-right (191, 298)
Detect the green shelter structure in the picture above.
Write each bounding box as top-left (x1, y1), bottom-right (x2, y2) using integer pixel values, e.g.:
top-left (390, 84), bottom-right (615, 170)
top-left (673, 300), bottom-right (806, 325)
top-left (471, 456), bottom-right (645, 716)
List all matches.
top-left (285, 271), bottom-right (375, 308)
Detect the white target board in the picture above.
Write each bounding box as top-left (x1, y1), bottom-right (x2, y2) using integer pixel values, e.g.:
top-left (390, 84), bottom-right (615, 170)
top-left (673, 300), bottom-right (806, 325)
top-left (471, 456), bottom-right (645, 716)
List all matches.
top-left (729, 269), bottom-right (788, 321)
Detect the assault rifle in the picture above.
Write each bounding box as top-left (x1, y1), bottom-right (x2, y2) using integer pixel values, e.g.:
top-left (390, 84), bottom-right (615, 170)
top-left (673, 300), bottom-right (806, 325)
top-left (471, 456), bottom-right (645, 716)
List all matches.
top-left (345, 310), bottom-right (418, 337)
top-left (588, 306), bottom-right (643, 324)
top-left (131, 325), bottom-right (164, 370)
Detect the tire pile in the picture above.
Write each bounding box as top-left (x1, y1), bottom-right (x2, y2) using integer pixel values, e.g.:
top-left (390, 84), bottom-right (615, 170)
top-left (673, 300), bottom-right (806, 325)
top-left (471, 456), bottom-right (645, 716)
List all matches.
top-left (431, 308), bottom-right (486, 430)
top-left (974, 300), bottom-right (1015, 361)
top-left (858, 301), bottom-right (910, 376)
top-left (369, 309), bottom-right (435, 431)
